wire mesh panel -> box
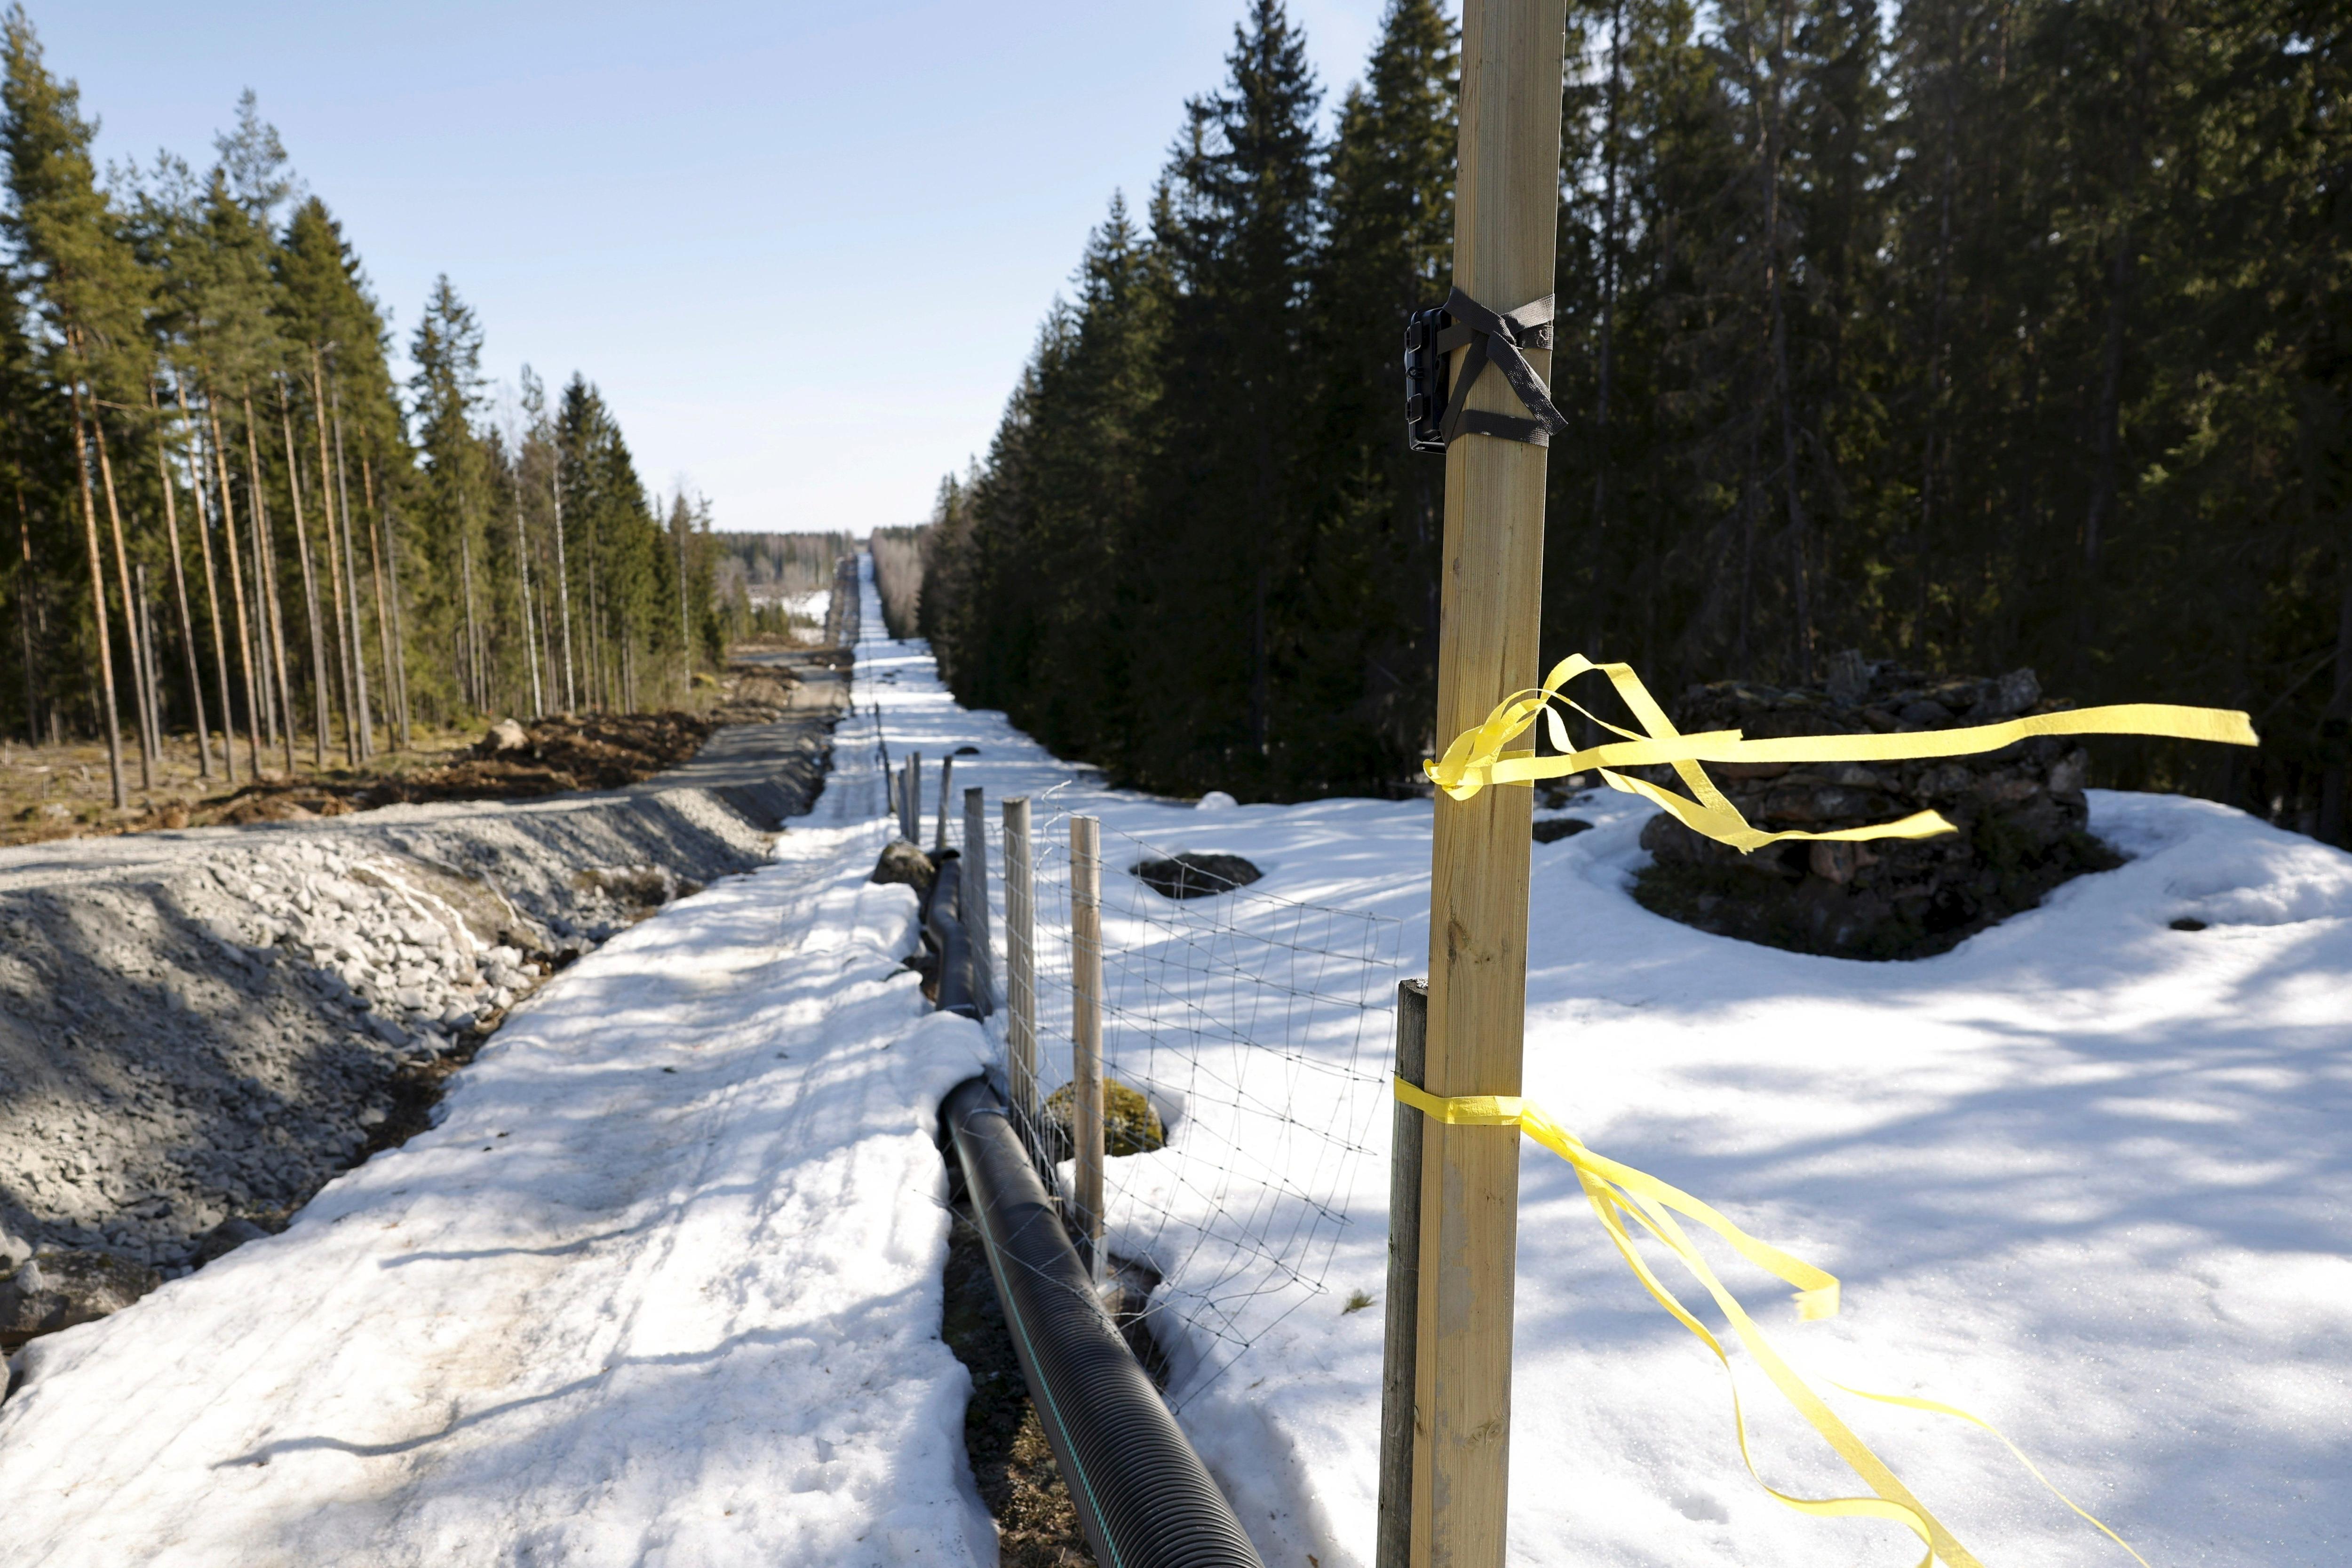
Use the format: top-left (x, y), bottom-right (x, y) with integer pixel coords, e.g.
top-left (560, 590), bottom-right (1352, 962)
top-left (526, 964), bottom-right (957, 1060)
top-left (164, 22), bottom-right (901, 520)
top-left (1017, 803), bottom-right (1403, 1402)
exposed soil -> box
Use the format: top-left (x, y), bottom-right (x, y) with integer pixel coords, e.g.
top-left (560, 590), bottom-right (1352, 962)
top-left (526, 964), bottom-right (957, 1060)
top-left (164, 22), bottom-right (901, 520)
top-left (0, 661), bottom-right (841, 848)
top-left (196, 711), bottom-right (721, 825)
top-left (939, 1195), bottom-right (1095, 1567)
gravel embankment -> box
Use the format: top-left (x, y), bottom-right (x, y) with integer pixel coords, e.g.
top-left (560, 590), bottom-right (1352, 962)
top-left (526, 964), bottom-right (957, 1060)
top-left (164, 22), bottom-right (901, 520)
top-left (0, 671), bottom-right (844, 1322)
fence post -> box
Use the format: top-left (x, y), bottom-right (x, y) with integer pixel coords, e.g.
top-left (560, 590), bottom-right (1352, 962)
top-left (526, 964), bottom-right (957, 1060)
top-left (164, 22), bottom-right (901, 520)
top-left (935, 755), bottom-right (955, 852)
top-left (1002, 796), bottom-right (1036, 1129)
top-left (905, 752), bottom-right (921, 843)
top-left (1377, 978), bottom-right (1430, 1568)
top-left (1415, 2), bottom-right (1564, 1564)
top-left (1069, 812), bottom-right (1105, 1284)
top-left (962, 785), bottom-right (994, 1013)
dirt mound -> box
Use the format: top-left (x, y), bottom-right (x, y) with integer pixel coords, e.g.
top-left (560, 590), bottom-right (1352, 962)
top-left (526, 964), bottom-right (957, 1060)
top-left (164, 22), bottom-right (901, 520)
top-left (189, 712), bottom-right (718, 827)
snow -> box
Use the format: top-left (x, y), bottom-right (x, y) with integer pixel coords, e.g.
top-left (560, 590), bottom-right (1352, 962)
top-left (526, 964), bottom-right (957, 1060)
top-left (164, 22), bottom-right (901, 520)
top-left (847, 618), bottom-right (2352, 1567)
top-left (0, 562), bottom-right (993, 1566)
top-left (6, 558), bottom-right (2346, 1566)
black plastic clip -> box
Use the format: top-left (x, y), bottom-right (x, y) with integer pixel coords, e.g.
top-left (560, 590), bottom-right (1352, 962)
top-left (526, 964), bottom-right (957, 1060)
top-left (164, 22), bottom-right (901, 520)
top-left (1401, 287), bottom-right (1567, 454)
top-left (1403, 306), bottom-right (1452, 453)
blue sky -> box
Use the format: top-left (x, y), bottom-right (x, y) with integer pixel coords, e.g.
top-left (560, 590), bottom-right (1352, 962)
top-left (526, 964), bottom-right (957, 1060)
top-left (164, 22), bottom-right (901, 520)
top-left (36, 1), bottom-right (1397, 534)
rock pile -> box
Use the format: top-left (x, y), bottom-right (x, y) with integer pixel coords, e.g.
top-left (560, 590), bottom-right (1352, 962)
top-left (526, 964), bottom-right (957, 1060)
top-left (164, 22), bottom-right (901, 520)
top-left (1633, 654), bottom-right (2117, 959)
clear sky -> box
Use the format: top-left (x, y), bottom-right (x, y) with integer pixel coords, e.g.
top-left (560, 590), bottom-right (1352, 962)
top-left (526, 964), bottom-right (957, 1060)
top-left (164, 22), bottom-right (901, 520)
top-left (34, 1), bottom-right (1396, 535)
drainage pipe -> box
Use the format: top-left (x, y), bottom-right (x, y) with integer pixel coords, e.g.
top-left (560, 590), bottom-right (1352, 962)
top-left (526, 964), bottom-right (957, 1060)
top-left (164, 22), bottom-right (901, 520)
top-left (943, 1075), bottom-right (1262, 1568)
top-left (923, 849), bottom-right (982, 1019)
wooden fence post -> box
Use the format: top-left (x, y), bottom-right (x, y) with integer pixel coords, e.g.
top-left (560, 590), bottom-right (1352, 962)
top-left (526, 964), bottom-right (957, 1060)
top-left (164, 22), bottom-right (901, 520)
top-left (962, 785), bottom-right (994, 1013)
top-left (1070, 812), bottom-right (1105, 1284)
top-left (905, 752), bottom-right (922, 844)
top-left (1002, 796), bottom-right (1036, 1129)
top-left (1415, 2), bottom-right (1565, 1564)
top-left (1378, 978), bottom-right (1430, 1568)
top-left (935, 755), bottom-right (955, 852)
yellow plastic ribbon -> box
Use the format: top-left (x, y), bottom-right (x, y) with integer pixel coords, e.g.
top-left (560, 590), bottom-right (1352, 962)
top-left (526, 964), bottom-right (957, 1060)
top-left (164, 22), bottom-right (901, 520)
top-left (1397, 1077), bottom-right (2150, 1567)
top-left (1424, 653), bottom-right (2257, 852)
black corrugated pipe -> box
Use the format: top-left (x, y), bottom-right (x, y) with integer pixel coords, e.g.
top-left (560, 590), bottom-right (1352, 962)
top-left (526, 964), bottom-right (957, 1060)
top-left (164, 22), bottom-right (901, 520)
top-left (943, 1075), bottom-right (1263, 1568)
top-left (923, 849), bottom-right (982, 1019)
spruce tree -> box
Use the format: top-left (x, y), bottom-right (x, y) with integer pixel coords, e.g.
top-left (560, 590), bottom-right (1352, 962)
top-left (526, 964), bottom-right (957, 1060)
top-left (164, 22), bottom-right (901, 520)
top-left (1311, 0), bottom-right (1456, 776)
top-left (1129, 0), bottom-right (1323, 795)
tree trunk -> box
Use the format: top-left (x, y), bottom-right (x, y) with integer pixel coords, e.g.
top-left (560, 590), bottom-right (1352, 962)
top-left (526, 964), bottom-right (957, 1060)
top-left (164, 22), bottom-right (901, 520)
top-left (11, 454), bottom-right (35, 747)
top-left (364, 455), bottom-right (412, 749)
top-left (381, 485), bottom-right (415, 748)
top-left (307, 349), bottom-right (358, 764)
top-left (91, 414), bottom-right (156, 787)
top-left (152, 387), bottom-right (214, 778)
top-left (329, 380), bottom-right (372, 759)
top-left (137, 563), bottom-right (165, 756)
top-left (551, 461), bottom-right (577, 714)
top-left (460, 523), bottom-right (482, 713)
top-left (515, 494), bottom-right (542, 716)
top-left (66, 376), bottom-right (127, 807)
top-left (1913, 20), bottom-right (1962, 657)
top-left (586, 538), bottom-right (604, 712)
top-left (2319, 512), bottom-right (2352, 845)
top-left (181, 385), bottom-right (238, 784)
top-left (1591, 0), bottom-right (1624, 527)
top-left (1761, 0), bottom-right (1812, 684)
top-left (207, 400), bottom-right (262, 778)
top-left (277, 389), bottom-right (332, 768)
top-left (242, 395), bottom-right (298, 777)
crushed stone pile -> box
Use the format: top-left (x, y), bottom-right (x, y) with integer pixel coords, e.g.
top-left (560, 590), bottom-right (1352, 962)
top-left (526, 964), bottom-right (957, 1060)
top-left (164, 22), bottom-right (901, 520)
top-left (1634, 653), bottom-right (2114, 958)
top-left (0, 694), bottom-right (842, 1349)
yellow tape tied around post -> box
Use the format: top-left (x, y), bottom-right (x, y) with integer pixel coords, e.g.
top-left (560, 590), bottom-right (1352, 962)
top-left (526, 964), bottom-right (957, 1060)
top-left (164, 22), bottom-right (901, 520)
top-left (1423, 652), bottom-right (2257, 852)
top-left (1395, 1077), bottom-right (2150, 1567)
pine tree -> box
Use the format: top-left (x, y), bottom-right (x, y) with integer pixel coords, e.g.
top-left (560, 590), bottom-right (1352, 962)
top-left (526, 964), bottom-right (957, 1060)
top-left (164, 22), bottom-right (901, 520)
top-left (409, 275), bottom-right (489, 721)
top-left (1, 5), bottom-right (153, 804)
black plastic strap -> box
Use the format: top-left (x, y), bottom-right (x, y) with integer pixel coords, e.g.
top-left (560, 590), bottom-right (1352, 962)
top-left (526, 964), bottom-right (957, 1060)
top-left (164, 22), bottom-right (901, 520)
top-left (1436, 287), bottom-right (1568, 448)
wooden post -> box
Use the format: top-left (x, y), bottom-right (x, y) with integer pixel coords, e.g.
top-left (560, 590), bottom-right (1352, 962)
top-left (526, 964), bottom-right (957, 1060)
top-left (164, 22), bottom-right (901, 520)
top-left (962, 785), bottom-right (994, 1014)
top-left (935, 754), bottom-right (955, 852)
top-left (906, 751), bottom-right (922, 843)
top-left (1069, 812), bottom-right (1105, 1283)
top-left (1414, 3), bottom-right (1565, 1565)
top-left (1002, 796), bottom-right (1037, 1129)
top-left (1378, 978), bottom-right (1430, 1568)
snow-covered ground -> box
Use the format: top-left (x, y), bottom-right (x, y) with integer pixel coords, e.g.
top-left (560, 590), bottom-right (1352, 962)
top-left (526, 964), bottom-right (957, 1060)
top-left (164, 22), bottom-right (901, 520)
top-left (0, 563), bottom-right (992, 1566)
top-left (851, 608), bottom-right (2352, 1567)
top-left (6, 557), bottom-right (2346, 1566)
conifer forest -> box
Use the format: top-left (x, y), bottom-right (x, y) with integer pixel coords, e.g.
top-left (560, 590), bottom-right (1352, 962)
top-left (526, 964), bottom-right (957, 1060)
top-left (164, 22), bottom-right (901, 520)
top-left (0, 10), bottom-right (729, 810)
top-left (921, 0), bottom-right (2352, 849)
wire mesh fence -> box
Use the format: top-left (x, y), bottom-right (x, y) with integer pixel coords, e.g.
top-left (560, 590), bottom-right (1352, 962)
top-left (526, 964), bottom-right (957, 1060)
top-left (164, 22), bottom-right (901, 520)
top-left (985, 796), bottom-right (1404, 1403)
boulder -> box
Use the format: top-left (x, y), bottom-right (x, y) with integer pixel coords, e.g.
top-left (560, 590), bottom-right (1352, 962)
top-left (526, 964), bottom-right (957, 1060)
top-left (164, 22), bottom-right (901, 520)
top-left (0, 1250), bottom-right (163, 1349)
top-left (870, 840), bottom-right (937, 896)
top-left (1043, 1078), bottom-right (1168, 1158)
top-left (1632, 657), bottom-right (2116, 959)
top-left (1129, 852), bottom-right (1262, 900)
